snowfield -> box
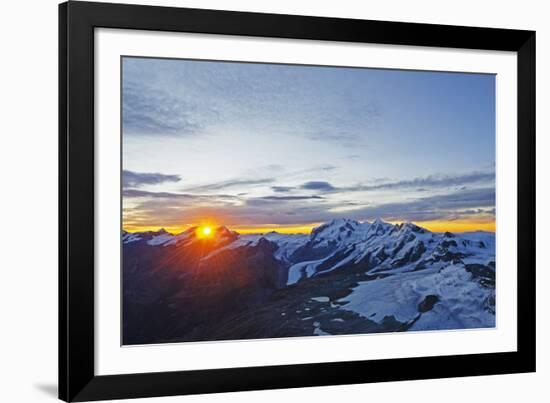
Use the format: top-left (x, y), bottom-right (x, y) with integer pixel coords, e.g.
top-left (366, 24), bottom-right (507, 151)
top-left (338, 264), bottom-right (495, 330)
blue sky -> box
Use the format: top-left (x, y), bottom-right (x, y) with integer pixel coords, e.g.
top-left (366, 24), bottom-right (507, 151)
top-left (122, 57), bottom-right (496, 233)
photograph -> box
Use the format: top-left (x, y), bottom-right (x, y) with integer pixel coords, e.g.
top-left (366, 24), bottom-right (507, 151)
top-left (121, 56), bottom-right (497, 345)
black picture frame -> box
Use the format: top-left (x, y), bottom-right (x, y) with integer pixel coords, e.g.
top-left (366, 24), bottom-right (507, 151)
top-left (59, 1), bottom-right (536, 401)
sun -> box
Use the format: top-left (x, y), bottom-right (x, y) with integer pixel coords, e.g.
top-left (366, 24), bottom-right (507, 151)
top-left (197, 225), bottom-right (214, 239)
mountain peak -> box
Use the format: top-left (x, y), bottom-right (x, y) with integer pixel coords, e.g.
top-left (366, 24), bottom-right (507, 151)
top-left (181, 226), bottom-right (198, 235)
top-left (313, 218), bottom-right (358, 234)
top-left (328, 218), bottom-right (359, 227)
top-left (372, 218), bottom-right (387, 225)
top-left (399, 222), bottom-right (428, 234)
top-left (366, 218), bottom-right (393, 236)
top-left (216, 225), bottom-right (236, 235)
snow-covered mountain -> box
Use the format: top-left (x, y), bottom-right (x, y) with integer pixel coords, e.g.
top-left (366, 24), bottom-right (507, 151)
top-left (122, 219), bottom-right (495, 344)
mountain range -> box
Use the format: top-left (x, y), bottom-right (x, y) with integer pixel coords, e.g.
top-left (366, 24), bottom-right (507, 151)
top-left (122, 218), bottom-right (495, 345)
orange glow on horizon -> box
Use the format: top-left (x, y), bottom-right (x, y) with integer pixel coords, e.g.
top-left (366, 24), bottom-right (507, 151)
top-left (409, 219), bottom-right (495, 233)
top-left (124, 219), bottom-right (495, 235)
top-left (232, 224), bottom-right (322, 234)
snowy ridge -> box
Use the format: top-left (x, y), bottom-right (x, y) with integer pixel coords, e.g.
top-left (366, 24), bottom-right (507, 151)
top-left (123, 220), bottom-right (494, 284)
top-left (122, 226), bottom-right (238, 247)
top-left (286, 221), bottom-right (494, 284)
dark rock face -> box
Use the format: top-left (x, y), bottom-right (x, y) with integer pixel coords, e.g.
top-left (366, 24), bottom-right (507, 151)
top-left (376, 247), bottom-right (389, 262)
top-left (440, 239), bottom-right (458, 248)
top-left (289, 241), bottom-right (336, 263)
top-left (418, 295), bottom-right (440, 312)
top-left (315, 246), bottom-right (356, 275)
top-left (465, 263), bottom-right (495, 288)
top-left (433, 243), bottom-right (466, 263)
top-left (400, 222), bottom-right (426, 234)
top-left (123, 238), bottom-right (285, 345)
top-left (392, 241), bottom-right (426, 268)
top-left (391, 239), bottom-right (407, 257)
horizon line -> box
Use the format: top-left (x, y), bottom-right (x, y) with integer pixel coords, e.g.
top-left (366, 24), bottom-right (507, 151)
top-left (123, 218), bottom-right (496, 235)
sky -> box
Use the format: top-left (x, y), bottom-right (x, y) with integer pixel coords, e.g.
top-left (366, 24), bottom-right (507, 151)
top-left (122, 56), bottom-right (496, 234)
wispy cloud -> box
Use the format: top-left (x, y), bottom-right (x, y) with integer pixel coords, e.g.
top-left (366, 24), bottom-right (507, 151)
top-left (300, 181), bottom-right (336, 191)
top-left (123, 189), bottom-right (193, 199)
top-left (122, 170), bottom-right (181, 189)
top-left (183, 178), bottom-right (275, 192)
top-left (253, 195), bottom-right (324, 202)
top-left (123, 189), bottom-right (238, 201)
top-left (123, 80), bottom-right (218, 136)
top-left (350, 187), bottom-right (496, 222)
top-left (271, 186), bottom-right (295, 193)
top-left (305, 103), bottom-right (380, 148)
top-left (123, 184), bottom-right (495, 229)
top-left (350, 171), bottom-right (495, 192)
top-left (283, 170), bottom-right (495, 196)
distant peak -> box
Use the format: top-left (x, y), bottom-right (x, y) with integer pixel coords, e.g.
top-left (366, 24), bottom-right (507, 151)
top-left (396, 221), bottom-right (429, 234)
top-left (310, 218), bottom-right (361, 241)
top-left (216, 226), bottom-right (239, 237)
top-left (178, 226), bottom-right (197, 235)
top-left (315, 218), bottom-right (358, 231)
top-left (365, 218), bottom-right (394, 236)
top-left (329, 218), bottom-right (360, 227)
top-left (372, 218), bottom-right (388, 225)
top-left (216, 225), bottom-right (232, 232)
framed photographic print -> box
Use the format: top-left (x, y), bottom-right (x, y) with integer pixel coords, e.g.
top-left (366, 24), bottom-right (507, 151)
top-left (59, 1), bottom-right (536, 401)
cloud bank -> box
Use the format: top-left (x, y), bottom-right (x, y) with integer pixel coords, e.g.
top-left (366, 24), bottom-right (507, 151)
top-left (122, 170), bottom-right (181, 189)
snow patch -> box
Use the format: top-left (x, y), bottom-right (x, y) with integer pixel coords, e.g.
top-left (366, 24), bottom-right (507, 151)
top-left (310, 296), bottom-right (330, 303)
top-left (338, 264), bottom-right (495, 329)
top-left (147, 233), bottom-right (173, 246)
